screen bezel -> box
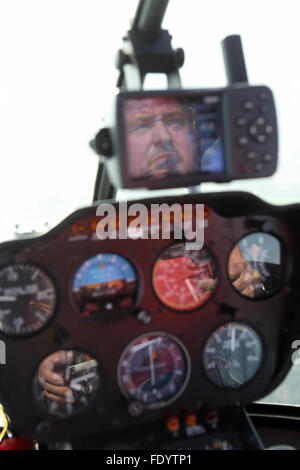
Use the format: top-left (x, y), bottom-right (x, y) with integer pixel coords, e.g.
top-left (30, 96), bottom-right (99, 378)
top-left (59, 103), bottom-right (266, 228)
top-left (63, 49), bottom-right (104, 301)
top-left (116, 89), bottom-right (231, 189)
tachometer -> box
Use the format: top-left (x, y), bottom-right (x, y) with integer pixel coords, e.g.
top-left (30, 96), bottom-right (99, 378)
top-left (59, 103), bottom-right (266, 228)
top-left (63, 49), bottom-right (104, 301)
top-left (72, 253), bottom-right (137, 317)
top-left (0, 263), bottom-right (57, 336)
top-left (202, 322), bottom-right (263, 389)
top-left (118, 333), bottom-right (190, 408)
top-left (152, 243), bottom-right (218, 311)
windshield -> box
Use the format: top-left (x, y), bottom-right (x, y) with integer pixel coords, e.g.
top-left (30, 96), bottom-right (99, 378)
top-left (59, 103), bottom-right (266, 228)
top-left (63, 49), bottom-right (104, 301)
top-left (1, 0), bottom-right (299, 406)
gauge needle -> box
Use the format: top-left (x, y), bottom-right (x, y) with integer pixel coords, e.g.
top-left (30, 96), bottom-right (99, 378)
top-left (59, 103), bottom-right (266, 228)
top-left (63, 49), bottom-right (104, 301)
top-left (148, 345), bottom-right (156, 387)
top-left (230, 326), bottom-right (236, 352)
top-left (184, 279), bottom-right (198, 302)
top-left (0, 296), bottom-right (17, 302)
top-left (228, 373), bottom-right (243, 386)
top-left (215, 362), bottom-right (226, 388)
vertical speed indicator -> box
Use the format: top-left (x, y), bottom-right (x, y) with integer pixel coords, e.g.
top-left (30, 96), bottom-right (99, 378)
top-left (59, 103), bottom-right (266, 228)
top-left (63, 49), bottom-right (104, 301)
top-left (0, 263), bottom-right (57, 336)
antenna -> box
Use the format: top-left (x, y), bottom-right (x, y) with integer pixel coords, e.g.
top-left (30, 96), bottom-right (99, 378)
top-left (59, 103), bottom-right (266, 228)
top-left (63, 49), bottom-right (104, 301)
top-left (221, 35), bottom-right (248, 85)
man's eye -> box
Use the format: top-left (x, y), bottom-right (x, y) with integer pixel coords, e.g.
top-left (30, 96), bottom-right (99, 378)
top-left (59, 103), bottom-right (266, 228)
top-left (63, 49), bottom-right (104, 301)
top-left (164, 117), bottom-right (186, 130)
top-left (127, 119), bottom-right (153, 134)
top-left (128, 125), bottom-right (151, 134)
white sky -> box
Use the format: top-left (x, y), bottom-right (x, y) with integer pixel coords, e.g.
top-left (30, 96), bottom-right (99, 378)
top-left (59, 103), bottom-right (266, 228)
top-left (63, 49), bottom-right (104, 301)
top-left (1, 0), bottom-right (300, 239)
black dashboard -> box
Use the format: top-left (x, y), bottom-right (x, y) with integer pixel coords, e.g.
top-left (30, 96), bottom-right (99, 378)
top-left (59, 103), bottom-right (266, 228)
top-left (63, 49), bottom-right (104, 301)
top-left (0, 191), bottom-right (299, 448)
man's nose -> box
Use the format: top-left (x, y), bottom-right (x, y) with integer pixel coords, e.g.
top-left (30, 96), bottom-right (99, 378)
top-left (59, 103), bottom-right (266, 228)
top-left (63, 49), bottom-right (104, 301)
top-left (152, 119), bottom-right (171, 143)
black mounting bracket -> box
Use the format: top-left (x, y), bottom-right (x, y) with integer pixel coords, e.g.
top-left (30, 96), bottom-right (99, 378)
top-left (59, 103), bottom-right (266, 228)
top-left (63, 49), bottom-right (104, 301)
top-left (91, 2), bottom-right (251, 201)
top-left (116, 0), bottom-right (183, 91)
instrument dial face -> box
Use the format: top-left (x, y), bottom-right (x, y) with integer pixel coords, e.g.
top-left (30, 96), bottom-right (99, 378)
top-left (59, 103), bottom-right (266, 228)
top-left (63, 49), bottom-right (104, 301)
top-left (72, 253), bottom-right (137, 317)
top-left (152, 243), bottom-right (218, 311)
top-left (228, 232), bottom-right (284, 299)
top-left (32, 350), bottom-right (100, 419)
top-left (0, 263), bottom-right (57, 336)
top-left (118, 333), bottom-right (190, 408)
top-left (203, 322), bottom-right (263, 389)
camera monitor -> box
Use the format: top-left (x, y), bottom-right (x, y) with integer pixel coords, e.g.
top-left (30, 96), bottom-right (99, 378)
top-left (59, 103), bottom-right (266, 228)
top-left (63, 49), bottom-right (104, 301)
top-left (116, 87), bottom-right (277, 189)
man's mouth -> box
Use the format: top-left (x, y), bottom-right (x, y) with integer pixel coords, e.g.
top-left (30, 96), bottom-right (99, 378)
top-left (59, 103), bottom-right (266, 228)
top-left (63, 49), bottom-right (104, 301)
top-left (148, 153), bottom-right (180, 172)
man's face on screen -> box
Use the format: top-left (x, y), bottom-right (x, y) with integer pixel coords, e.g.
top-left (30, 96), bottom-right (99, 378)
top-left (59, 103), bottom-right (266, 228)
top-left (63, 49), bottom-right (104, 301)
top-left (124, 97), bottom-right (196, 179)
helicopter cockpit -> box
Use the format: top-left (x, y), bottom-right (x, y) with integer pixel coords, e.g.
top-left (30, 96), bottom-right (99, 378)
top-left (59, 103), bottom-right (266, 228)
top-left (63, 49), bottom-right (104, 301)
top-left (1, 0), bottom-right (300, 453)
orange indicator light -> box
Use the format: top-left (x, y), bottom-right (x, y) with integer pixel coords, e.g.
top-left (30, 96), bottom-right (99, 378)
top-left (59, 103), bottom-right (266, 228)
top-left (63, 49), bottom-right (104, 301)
top-left (185, 413), bottom-right (197, 427)
top-left (166, 416), bottom-right (180, 432)
top-left (72, 222), bottom-right (86, 234)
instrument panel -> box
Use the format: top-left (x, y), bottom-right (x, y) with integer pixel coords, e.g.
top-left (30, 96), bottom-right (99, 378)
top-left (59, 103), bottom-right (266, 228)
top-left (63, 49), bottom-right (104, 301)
top-left (0, 191), bottom-right (298, 443)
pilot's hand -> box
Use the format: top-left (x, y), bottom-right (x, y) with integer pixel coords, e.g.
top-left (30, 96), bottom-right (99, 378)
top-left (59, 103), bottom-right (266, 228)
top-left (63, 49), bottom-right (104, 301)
top-left (38, 350), bottom-right (75, 404)
top-left (228, 245), bottom-right (255, 298)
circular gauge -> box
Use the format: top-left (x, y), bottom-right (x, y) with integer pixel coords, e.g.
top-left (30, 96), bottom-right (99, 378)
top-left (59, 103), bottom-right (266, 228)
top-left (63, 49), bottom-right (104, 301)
top-left (228, 232), bottom-right (284, 299)
top-left (32, 350), bottom-right (101, 419)
top-left (118, 333), bottom-right (190, 408)
top-left (0, 263), bottom-right (57, 336)
top-left (72, 253), bottom-right (137, 317)
top-left (203, 322), bottom-right (263, 389)
top-left (152, 242), bottom-right (218, 311)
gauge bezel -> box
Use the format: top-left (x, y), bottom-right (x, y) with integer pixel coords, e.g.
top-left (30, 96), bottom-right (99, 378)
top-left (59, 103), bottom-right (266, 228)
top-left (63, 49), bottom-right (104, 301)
top-left (151, 241), bottom-right (219, 313)
top-left (31, 347), bottom-right (103, 421)
top-left (117, 331), bottom-right (191, 410)
top-left (226, 231), bottom-right (290, 301)
top-left (0, 261), bottom-right (59, 337)
top-left (201, 320), bottom-right (266, 391)
top-left (69, 250), bottom-right (142, 319)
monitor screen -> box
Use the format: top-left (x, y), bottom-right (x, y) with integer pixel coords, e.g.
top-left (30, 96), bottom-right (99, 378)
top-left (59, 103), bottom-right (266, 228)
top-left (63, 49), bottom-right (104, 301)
top-left (122, 94), bottom-right (225, 182)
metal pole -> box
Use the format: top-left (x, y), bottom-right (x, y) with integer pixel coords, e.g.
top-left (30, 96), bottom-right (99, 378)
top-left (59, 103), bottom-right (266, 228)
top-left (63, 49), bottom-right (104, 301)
top-left (132, 0), bottom-right (170, 41)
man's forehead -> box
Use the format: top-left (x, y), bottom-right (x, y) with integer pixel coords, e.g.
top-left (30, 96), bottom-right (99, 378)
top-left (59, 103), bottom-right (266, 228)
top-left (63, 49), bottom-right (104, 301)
top-left (125, 97), bottom-right (182, 115)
